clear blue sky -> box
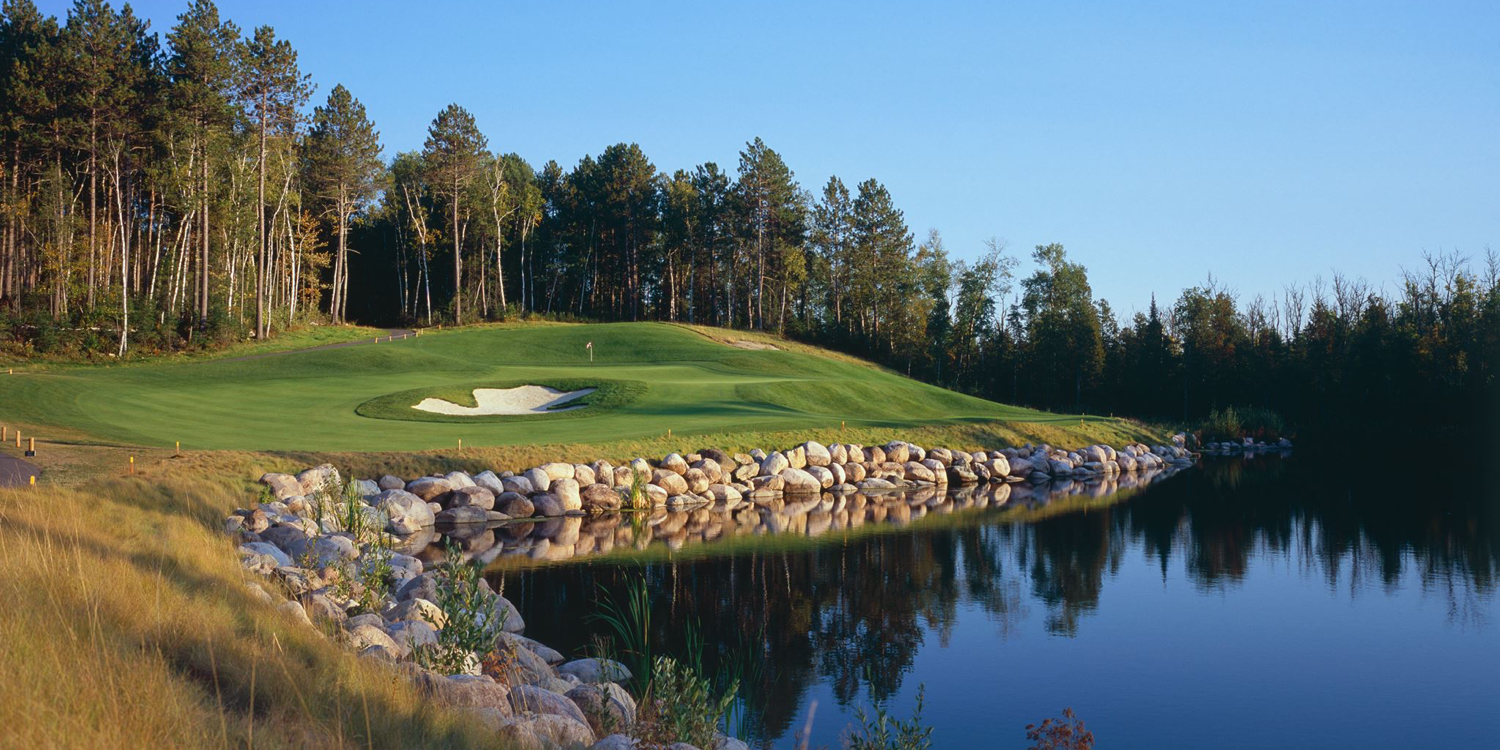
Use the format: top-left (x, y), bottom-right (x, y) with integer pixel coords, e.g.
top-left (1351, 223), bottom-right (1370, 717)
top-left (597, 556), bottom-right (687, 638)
top-left (44, 0), bottom-right (1499, 315)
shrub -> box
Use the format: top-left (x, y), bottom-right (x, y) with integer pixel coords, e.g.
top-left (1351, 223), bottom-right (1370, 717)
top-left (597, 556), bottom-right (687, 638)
top-left (1025, 707), bottom-right (1093, 750)
top-left (844, 684), bottom-right (934, 750)
top-left (635, 656), bottom-right (738, 750)
top-left (1198, 405), bottom-right (1285, 442)
top-left (413, 540), bottom-right (505, 674)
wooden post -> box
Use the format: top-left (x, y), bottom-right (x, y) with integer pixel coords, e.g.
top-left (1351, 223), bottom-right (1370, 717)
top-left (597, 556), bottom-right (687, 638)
top-left (174, 441), bottom-right (181, 457)
top-left (2, 426), bottom-right (7, 442)
top-left (25, 437), bottom-right (35, 457)
top-left (458, 438), bottom-right (463, 449)
top-left (129, 456), bottom-right (135, 474)
top-left (13, 429), bottom-right (18, 448)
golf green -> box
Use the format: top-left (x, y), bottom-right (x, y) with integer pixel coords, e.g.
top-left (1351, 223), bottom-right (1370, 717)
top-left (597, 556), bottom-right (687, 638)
top-left (0, 322), bottom-right (1075, 452)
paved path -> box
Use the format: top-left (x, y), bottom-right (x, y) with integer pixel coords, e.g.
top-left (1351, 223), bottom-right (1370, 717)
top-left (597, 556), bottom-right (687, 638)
top-left (0, 454), bottom-right (40, 488)
top-left (223, 328), bottom-right (416, 363)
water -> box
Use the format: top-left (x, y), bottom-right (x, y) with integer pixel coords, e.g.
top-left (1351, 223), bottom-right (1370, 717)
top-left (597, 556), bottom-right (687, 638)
top-left (457, 456), bottom-right (1497, 749)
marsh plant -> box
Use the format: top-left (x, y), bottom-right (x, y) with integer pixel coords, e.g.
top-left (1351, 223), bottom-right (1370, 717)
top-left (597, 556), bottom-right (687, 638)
top-left (413, 539), bottom-right (506, 675)
top-left (591, 575), bottom-right (653, 694)
top-left (635, 655), bottom-right (739, 749)
top-left (844, 685), bottom-right (935, 750)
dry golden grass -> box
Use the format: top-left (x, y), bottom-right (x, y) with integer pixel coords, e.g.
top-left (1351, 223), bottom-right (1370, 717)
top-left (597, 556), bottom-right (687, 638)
top-left (0, 470), bottom-right (508, 750)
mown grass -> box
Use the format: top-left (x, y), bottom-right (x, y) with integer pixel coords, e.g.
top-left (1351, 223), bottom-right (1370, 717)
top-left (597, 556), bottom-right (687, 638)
top-left (0, 321), bottom-right (1095, 452)
top-left (0, 459), bottom-right (508, 750)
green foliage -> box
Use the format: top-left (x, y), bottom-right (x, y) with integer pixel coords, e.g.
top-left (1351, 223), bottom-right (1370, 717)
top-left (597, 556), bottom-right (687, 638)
top-left (636, 655), bottom-right (738, 750)
top-left (589, 574), bottom-right (653, 695)
top-left (845, 684), bottom-right (935, 750)
top-left (413, 539), bottom-right (504, 675)
top-left (1198, 406), bottom-right (1285, 442)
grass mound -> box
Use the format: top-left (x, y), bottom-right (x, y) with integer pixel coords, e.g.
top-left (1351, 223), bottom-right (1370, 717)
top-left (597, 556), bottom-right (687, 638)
top-left (0, 321), bottom-right (1087, 452)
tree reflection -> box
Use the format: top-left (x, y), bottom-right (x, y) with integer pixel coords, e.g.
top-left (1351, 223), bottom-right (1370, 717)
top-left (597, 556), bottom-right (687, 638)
top-left (495, 457), bottom-right (1497, 746)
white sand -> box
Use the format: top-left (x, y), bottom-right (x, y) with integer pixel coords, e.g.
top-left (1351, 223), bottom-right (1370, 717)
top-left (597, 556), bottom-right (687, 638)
top-left (412, 385), bottom-right (596, 416)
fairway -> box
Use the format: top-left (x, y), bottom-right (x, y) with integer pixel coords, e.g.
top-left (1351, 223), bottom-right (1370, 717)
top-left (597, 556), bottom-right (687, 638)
top-left (0, 322), bottom-right (1076, 452)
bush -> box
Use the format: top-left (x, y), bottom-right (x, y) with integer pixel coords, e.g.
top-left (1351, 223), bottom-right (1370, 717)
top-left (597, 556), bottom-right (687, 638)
top-left (1025, 707), bottom-right (1093, 750)
top-left (413, 540), bottom-right (505, 674)
top-left (1198, 405), bottom-right (1285, 442)
top-left (843, 685), bottom-right (934, 750)
top-left (635, 656), bottom-right (738, 749)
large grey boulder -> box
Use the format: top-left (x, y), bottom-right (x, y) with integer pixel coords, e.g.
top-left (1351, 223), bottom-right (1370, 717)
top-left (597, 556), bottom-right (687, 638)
top-left (474, 470), bottom-right (506, 495)
top-left (760, 452), bottom-right (790, 476)
top-left (780, 468), bottom-right (821, 494)
top-left (444, 471), bottom-right (476, 489)
top-left (651, 470), bottom-right (688, 496)
top-left (312, 534), bottom-right (358, 567)
top-left (567, 683), bottom-right (635, 738)
top-left (557, 658), bottom-right (632, 684)
top-left (375, 489), bottom-right (435, 534)
top-left (496, 491), bottom-right (536, 517)
top-left (580, 483), bottom-right (622, 512)
top-left (239, 541), bottom-right (291, 567)
top-left (296, 464), bottom-right (342, 496)
top-left (448, 485), bottom-right (496, 510)
top-left (405, 476), bottom-right (453, 502)
top-left (501, 714), bottom-right (595, 750)
top-left (509, 684), bottom-right (591, 727)
top-left (260, 524), bottom-right (311, 559)
top-left (524, 467), bottom-right (552, 494)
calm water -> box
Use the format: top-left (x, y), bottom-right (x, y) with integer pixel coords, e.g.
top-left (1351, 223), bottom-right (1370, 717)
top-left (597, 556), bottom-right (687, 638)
top-left (466, 456), bottom-right (1497, 749)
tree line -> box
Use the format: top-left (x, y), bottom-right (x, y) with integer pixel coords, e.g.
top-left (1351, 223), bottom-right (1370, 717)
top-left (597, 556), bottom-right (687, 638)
top-left (3, 1), bottom-right (1494, 438)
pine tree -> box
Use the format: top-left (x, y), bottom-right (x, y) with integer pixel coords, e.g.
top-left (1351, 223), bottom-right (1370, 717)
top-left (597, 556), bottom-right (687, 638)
top-left (237, 24), bottom-right (310, 337)
top-left (421, 104), bottom-right (485, 323)
top-left (303, 83), bottom-right (381, 324)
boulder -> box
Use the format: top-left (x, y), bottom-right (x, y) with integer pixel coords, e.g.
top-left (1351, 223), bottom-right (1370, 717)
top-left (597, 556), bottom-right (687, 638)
top-left (573, 464), bottom-right (597, 486)
top-left (350, 478), bottom-right (381, 498)
top-left (884, 442), bottom-right (911, 464)
top-left (760, 452), bottom-right (790, 476)
top-left (829, 444), bottom-right (849, 465)
top-left (691, 458), bottom-right (723, 483)
top-left (473, 470), bottom-right (506, 495)
top-left (500, 714), bottom-right (595, 750)
top-left (683, 467), bottom-right (710, 494)
top-left (347, 623), bottom-right (398, 654)
top-left (552, 478), bottom-right (583, 513)
top-left (661, 453), bottom-right (689, 475)
top-left (377, 474), bottom-right (406, 491)
top-left (501, 475), bottom-right (536, 495)
top-left (651, 470), bottom-right (688, 496)
top-left (376, 489), bottom-right (435, 534)
top-left (312, 535), bottom-right (358, 567)
top-left (259, 472), bottom-right (303, 501)
top-left (806, 466), bottom-right (835, 489)
top-left (904, 461), bottom-right (936, 483)
top-left (444, 471), bottom-right (476, 489)
top-left (567, 684), bottom-right (635, 738)
top-left (921, 458), bottom-right (948, 482)
top-left (592, 735), bottom-right (639, 750)
top-left (532, 493), bottom-right (566, 517)
top-left (540, 462), bottom-right (576, 482)
top-left (437, 506), bottom-right (489, 525)
top-left (297, 464), bottom-right (342, 496)
top-left (524, 467), bottom-right (552, 494)
top-left (557, 658), bottom-right (632, 684)
top-left (405, 476), bottom-right (453, 503)
top-left (704, 484), bottom-right (742, 503)
top-left (509, 684), bottom-right (591, 727)
top-left (780, 468), bottom-right (821, 494)
top-left (448, 486), bottom-right (496, 510)
top-left (495, 491), bottom-right (536, 518)
top-left (580, 483), bottom-right (622, 512)
top-left (803, 441), bottom-right (831, 467)
top-left (239, 541), bottom-right (291, 568)
top-left (260, 524), bottom-right (311, 559)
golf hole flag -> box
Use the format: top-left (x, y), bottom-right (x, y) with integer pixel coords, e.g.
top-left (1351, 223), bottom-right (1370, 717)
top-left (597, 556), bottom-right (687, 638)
top-left (586, 341), bottom-right (593, 361)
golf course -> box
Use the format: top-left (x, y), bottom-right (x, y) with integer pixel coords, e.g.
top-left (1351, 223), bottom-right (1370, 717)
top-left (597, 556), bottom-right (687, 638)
top-left (0, 322), bottom-right (1090, 453)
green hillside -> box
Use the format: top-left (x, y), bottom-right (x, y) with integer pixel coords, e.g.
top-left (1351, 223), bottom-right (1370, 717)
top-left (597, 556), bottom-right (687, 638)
top-left (0, 322), bottom-right (1081, 452)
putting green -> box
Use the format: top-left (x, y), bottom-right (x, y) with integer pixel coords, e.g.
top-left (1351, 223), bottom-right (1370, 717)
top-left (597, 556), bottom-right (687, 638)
top-left (0, 322), bottom-right (1074, 452)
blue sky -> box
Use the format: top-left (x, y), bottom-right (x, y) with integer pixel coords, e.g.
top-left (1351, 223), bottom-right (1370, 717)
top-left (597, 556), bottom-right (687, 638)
top-left (45, 0), bottom-right (1498, 315)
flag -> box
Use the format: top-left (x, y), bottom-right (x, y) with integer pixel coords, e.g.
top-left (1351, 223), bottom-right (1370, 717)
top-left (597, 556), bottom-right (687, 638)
top-left (586, 342), bottom-right (592, 349)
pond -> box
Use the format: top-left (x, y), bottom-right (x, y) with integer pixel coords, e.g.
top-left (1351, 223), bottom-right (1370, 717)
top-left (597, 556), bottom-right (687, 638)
top-left (439, 455), bottom-right (1496, 749)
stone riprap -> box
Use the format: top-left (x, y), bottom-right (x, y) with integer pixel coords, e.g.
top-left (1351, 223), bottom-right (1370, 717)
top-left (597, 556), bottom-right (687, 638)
top-left (227, 435), bottom-right (1222, 750)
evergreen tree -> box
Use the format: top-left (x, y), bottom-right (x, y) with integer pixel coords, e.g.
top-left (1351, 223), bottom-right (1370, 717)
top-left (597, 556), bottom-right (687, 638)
top-left (302, 83), bottom-right (381, 323)
top-left (421, 103), bottom-right (485, 323)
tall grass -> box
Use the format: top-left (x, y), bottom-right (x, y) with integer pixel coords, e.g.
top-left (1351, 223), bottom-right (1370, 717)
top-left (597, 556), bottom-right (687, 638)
top-left (1198, 406), bottom-right (1286, 442)
top-left (0, 471), bottom-right (507, 749)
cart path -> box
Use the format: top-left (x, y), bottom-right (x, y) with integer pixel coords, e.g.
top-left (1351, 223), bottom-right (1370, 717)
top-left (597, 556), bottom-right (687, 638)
top-left (0, 454), bottom-right (40, 488)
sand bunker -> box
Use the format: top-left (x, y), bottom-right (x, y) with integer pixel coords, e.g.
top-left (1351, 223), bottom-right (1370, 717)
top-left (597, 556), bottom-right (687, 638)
top-left (412, 385), bottom-right (596, 416)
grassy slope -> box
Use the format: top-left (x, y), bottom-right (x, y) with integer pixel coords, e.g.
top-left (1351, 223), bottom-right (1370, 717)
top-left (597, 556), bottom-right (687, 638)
top-left (0, 459), bottom-right (502, 750)
top-left (0, 321), bottom-right (1111, 453)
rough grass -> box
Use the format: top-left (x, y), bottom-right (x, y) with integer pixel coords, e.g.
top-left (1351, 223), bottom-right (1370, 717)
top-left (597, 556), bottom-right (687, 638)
top-left (0, 461), bottom-right (508, 750)
top-left (0, 322), bottom-right (1095, 452)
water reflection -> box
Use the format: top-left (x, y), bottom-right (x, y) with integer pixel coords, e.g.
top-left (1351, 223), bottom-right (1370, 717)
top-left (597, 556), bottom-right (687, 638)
top-left (426, 456), bottom-right (1500, 747)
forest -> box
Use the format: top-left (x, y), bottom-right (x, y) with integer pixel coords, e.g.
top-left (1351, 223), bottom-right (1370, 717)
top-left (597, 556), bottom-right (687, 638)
top-left (2, 0), bottom-right (1495, 439)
